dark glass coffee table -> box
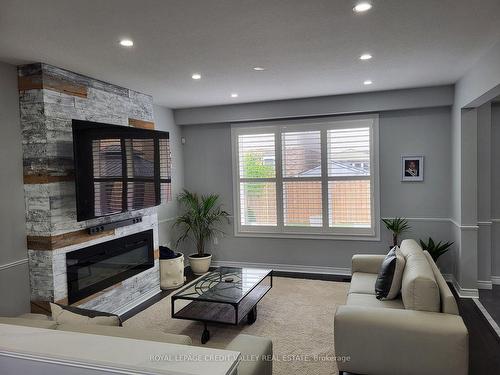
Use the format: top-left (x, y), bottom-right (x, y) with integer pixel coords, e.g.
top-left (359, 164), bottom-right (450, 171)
top-left (171, 267), bottom-right (273, 343)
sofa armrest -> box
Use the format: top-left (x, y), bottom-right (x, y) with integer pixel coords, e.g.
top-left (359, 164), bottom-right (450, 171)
top-left (56, 324), bottom-right (192, 345)
top-left (225, 334), bottom-right (272, 375)
top-left (334, 305), bottom-right (468, 375)
top-left (351, 254), bottom-right (386, 274)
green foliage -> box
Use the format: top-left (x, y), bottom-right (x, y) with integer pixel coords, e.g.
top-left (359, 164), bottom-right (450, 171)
top-left (382, 217), bottom-right (410, 246)
top-left (419, 237), bottom-right (454, 261)
top-left (242, 153), bottom-right (274, 196)
top-left (173, 189), bottom-right (230, 256)
top-left (242, 153), bottom-right (274, 179)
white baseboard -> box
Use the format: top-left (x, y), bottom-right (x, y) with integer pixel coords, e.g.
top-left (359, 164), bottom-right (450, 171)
top-left (491, 276), bottom-right (500, 285)
top-left (477, 280), bottom-right (493, 290)
top-left (442, 273), bottom-right (479, 298)
top-left (212, 260), bottom-right (351, 276)
top-left (111, 286), bottom-right (161, 316)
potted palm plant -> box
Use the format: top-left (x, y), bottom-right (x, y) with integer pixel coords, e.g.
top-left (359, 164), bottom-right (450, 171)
top-left (173, 190), bottom-right (230, 275)
top-left (382, 217), bottom-right (410, 248)
top-left (419, 237), bottom-right (454, 261)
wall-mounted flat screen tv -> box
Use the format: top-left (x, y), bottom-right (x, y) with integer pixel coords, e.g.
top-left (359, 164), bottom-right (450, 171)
top-left (72, 120), bottom-right (171, 222)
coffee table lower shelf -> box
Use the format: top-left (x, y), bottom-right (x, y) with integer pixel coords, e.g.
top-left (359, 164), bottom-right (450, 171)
top-left (172, 284), bottom-right (271, 325)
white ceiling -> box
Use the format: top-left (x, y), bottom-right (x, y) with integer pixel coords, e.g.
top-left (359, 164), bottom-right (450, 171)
top-left (1, 0), bottom-right (500, 108)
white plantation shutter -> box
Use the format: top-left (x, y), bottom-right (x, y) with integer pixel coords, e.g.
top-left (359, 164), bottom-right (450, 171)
top-left (282, 131), bottom-right (322, 227)
top-left (327, 127), bottom-right (372, 228)
top-left (237, 134), bottom-right (277, 226)
top-left (232, 115), bottom-right (378, 237)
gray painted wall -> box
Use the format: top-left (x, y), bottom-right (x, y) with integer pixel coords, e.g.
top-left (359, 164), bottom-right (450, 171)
top-left (181, 107), bottom-right (454, 272)
top-left (449, 39), bottom-right (500, 291)
top-left (175, 86), bottom-right (454, 125)
top-left (153, 105), bottom-right (184, 246)
top-left (491, 104), bottom-right (500, 277)
top-left (0, 61), bottom-right (30, 315)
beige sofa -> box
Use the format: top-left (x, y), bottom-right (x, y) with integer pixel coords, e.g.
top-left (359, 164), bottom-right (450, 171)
top-left (334, 239), bottom-right (468, 375)
top-left (0, 315), bottom-right (272, 375)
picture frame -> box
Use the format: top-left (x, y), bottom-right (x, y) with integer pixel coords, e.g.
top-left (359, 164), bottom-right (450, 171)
top-left (401, 155), bottom-right (424, 182)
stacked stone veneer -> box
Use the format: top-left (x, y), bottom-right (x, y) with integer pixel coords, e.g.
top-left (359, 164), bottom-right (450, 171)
top-left (19, 63), bottom-right (161, 314)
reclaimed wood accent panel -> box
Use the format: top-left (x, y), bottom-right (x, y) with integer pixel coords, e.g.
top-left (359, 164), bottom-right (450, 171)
top-left (30, 301), bottom-right (51, 315)
top-left (129, 118), bottom-right (155, 130)
top-left (18, 75), bottom-right (43, 91)
top-left (27, 229), bottom-right (115, 251)
top-left (154, 248), bottom-right (160, 260)
top-left (23, 174), bottom-right (74, 184)
top-left (18, 73), bottom-right (88, 98)
top-left (55, 298), bottom-right (68, 305)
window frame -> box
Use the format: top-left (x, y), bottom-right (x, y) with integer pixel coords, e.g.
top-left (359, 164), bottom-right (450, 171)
top-left (231, 114), bottom-right (380, 241)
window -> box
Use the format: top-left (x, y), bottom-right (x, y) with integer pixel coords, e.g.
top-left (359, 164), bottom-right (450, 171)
top-left (231, 115), bottom-right (379, 239)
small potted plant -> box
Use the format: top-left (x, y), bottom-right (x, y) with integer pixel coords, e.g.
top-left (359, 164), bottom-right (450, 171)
top-left (382, 217), bottom-right (410, 248)
top-left (173, 190), bottom-right (230, 275)
top-left (419, 237), bottom-right (454, 261)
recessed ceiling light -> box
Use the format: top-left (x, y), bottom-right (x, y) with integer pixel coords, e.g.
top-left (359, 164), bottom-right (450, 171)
top-left (253, 66), bottom-right (266, 71)
top-left (364, 80), bottom-right (373, 85)
top-left (353, 2), bottom-right (372, 13)
top-left (119, 39), bottom-right (134, 47)
top-left (231, 93), bottom-right (239, 98)
top-left (192, 73), bottom-right (201, 80)
top-left (360, 53), bottom-right (372, 60)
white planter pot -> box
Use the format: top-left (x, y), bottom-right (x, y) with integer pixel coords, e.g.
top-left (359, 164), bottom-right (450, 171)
top-left (159, 254), bottom-right (185, 290)
top-left (188, 254), bottom-right (212, 275)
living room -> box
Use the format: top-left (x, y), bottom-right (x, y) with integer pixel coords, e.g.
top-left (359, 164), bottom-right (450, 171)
top-left (1, 1), bottom-right (500, 374)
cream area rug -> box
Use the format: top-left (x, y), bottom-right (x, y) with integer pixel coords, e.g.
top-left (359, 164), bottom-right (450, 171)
top-left (124, 277), bottom-right (350, 375)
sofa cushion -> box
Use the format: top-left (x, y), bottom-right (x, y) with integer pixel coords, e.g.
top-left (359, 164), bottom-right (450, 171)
top-left (0, 317), bottom-right (58, 329)
top-left (423, 251), bottom-right (459, 315)
top-left (399, 240), bottom-right (440, 312)
top-left (225, 334), bottom-right (272, 375)
top-left (50, 303), bottom-right (120, 326)
top-left (346, 292), bottom-right (405, 310)
top-left (349, 272), bottom-right (378, 295)
top-left (375, 246), bottom-right (406, 300)
top-left (56, 324), bottom-right (192, 345)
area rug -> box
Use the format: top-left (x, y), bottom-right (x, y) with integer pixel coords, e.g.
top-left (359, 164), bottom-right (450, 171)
top-left (124, 277), bottom-right (350, 375)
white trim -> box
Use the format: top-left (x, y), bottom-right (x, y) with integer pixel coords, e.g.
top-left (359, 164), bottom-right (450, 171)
top-left (0, 258), bottom-right (28, 271)
top-left (477, 280), bottom-right (493, 290)
top-left (472, 298), bottom-right (500, 339)
top-left (212, 260), bottom-right (351, 276)
top-left (491, 276), bottom-right (500, 285)
top-left (442, 273), bottom-right (480, 298)
top-left (231, 114), bottom-right (380, 240)
top-left (449, 219), bottom-right (479, 230)
top-left (110, 286), bottom-right (161, 316)
top-left (233, 231), bottom-right (381, 241)
top-left (477, 221), bottom-right (493, 226)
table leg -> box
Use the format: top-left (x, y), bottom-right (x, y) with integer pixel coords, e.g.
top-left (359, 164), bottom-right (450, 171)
top-left (201, 323), bottom-right (210, 344)
top-left (247, 305), bottom-right (258, 324)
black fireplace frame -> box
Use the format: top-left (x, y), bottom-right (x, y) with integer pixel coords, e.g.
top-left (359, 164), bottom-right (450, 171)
top-left (66, 230), bottom-right (154, 304)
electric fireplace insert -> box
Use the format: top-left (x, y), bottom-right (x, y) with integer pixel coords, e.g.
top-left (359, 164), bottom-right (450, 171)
top-left (66, 230), bottom-right (154, 304)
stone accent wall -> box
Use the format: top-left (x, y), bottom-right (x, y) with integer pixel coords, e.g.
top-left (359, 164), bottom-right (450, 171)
top-left (19, 63), bottom-right (161, 314)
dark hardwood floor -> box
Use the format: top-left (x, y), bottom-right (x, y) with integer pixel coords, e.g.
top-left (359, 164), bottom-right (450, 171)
top-left (479, 285), bottom-right (500, 327)
top-left (451, 284), bottom-right (500, 374)
top-left (121, 268), bottom-right (500, 374)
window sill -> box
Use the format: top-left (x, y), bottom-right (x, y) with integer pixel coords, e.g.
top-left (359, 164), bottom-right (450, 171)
top-left (233, 231), bottom-right (380, 242)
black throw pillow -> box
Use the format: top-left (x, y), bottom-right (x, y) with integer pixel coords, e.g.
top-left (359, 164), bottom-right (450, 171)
top-left (375, 246), bottom-right (405, 300)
